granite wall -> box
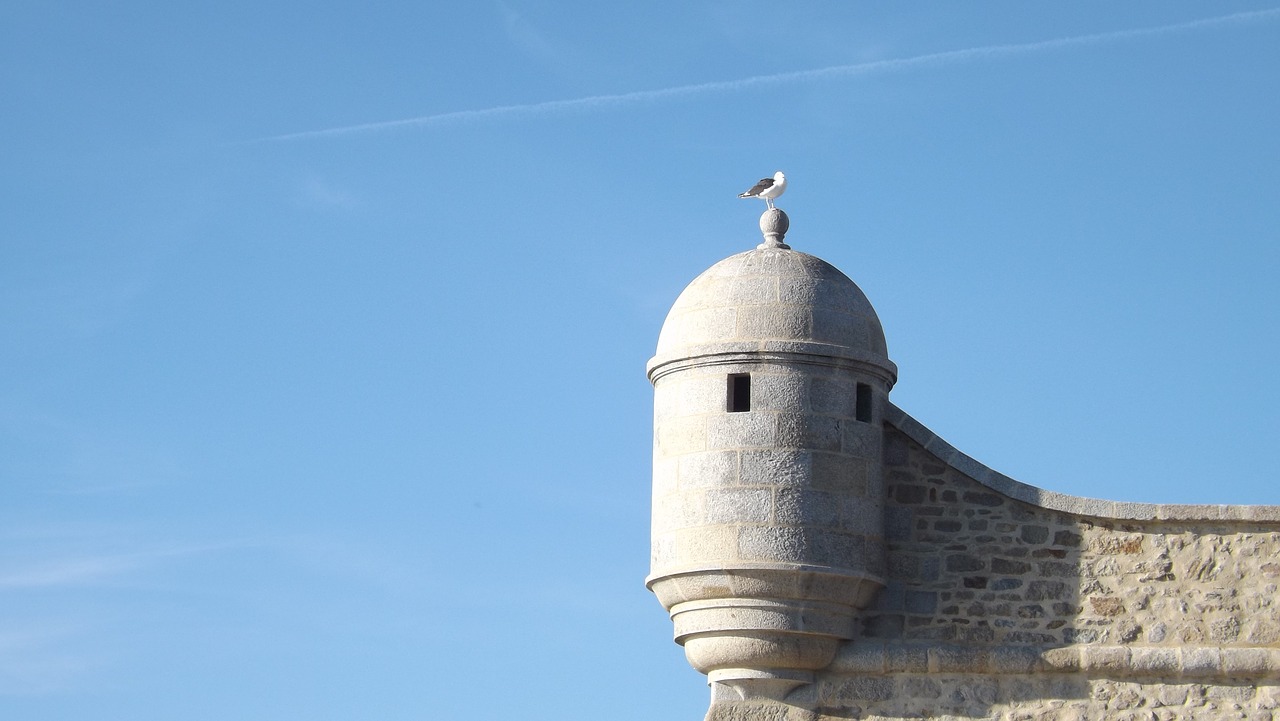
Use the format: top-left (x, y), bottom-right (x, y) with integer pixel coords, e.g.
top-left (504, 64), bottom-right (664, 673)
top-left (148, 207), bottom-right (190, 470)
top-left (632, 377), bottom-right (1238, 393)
top-left (703, 404), bottom-right (1280, 721)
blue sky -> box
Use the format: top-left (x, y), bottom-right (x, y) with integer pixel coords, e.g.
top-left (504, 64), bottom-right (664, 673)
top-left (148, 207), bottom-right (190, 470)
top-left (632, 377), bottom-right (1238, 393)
top-left (2, 3), bottom-right (1278, 719)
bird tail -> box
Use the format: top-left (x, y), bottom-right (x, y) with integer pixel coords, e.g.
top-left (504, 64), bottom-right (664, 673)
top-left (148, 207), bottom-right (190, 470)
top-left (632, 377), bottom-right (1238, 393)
top-left (737, 192), bottom-right (754, 199)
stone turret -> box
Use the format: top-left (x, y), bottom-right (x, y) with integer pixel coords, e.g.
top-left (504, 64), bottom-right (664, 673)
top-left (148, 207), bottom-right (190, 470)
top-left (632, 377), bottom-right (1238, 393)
top-left (646, 208), bottom-right (896, 704)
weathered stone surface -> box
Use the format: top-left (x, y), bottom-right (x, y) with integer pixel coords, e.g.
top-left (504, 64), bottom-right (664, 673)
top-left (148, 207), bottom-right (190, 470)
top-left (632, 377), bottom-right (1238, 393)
top-left (650, 242), bottom-right (1280, 721)
top-left (864, 423), bottom-right (1280, 655)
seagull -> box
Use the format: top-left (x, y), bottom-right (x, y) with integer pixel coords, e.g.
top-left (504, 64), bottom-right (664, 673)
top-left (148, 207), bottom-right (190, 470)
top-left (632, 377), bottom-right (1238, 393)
top-left (738, 171), bottom-right (787, 209)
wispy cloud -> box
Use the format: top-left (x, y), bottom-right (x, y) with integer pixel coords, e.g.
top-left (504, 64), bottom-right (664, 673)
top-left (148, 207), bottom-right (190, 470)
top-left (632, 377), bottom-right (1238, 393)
top-left (247, 8), bottom-right (1280, 143)
top-left (0, 626), bottom-right (97, 695)
top-left (0, 541), bottom-right (248, 590)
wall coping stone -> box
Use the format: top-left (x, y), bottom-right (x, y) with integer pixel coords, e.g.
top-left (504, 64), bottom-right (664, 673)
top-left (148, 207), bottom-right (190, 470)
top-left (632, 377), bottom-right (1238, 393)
top-left (830, 640), bottom-right (1280, 681)
top-left (884, 402), bottom-right (1280, 523)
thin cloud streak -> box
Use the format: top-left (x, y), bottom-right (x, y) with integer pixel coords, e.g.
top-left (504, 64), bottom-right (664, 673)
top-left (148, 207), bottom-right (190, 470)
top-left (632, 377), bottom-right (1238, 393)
top-left (0, 541), bottom-right (250, 589)
top-left (249, 8), bottom-right (1280, 144)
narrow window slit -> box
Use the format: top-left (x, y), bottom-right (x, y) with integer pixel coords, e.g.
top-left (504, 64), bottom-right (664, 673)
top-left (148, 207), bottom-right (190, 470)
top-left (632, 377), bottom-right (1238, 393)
top-left (855, 383), bottom-right (873, 423)
top-left (728, 374), bottom-right (751, 413)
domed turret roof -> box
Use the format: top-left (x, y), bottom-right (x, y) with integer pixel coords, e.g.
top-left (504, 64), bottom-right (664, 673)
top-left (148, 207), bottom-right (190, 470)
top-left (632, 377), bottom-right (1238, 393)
top-left (648, 244), bottom-right (895, 383)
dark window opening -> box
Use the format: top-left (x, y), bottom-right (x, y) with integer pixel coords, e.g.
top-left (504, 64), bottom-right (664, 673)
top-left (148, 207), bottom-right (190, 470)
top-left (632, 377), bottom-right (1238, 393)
top-left (855, 383), bottom-right (873, 423)
top-left (728, 374), bottom-right (751, 413)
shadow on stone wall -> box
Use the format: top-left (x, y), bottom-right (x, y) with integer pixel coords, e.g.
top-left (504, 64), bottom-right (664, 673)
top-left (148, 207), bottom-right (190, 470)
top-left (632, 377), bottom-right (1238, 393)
top-left (820, 425), bottom-right (1092, 717)
top-left (867, 427), bottom-right (1091, 652)
top-left (799, 422), bottom-right (1280, 720)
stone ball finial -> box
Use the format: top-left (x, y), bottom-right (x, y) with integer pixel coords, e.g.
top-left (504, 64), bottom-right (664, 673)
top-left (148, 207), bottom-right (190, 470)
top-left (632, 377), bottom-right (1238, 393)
top-left (758, 208), bottom-right (790, 249)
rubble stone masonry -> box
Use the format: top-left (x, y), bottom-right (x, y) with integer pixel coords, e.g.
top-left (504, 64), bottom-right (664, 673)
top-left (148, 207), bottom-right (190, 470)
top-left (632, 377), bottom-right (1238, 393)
top-left (709, 405), bottom-right (1280, 721)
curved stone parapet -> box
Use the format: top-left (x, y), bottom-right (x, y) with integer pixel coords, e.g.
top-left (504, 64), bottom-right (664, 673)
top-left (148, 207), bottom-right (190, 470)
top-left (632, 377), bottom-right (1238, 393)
top-left (883, 402), bottom-right (1280, 523)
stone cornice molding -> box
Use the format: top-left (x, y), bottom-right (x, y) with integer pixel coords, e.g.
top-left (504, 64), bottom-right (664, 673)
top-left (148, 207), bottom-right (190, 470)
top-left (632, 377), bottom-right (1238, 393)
top-left (832, 641), bottom-right (1280, 681)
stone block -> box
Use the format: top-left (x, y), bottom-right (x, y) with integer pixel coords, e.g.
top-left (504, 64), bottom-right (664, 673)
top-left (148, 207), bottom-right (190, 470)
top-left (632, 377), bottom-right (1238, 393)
top-left (946, 554), bottom-right (986, 573)
top-left (808, 376), bottom-right (854, 416)
top-left (678, 450), bottom-right (740, 488)
top-left (706, 700), bottom-right (816, 721)
top-left (1111, 501), bottom-right (1160, 521)
top-left (708, 412), bottom-right (778, 450)
top-left (841, 421), bottom-right (877, 459)
top-left (886, 643), bottom-right (928, 673)
top-left (1083, 646), bottom-right (1129, 674)
top-left (1244, 505), bottom-right (1280, 522)
top-left (751, 372), bottom-right (807, 413)
top-left (900, 676), bottom-right (942, 700)
top-left (652, 384), bottom-right (681, 421)
top-left (776, 275), bottom-right (821, 305)
top-left (1088, 597), bottom-right (1126, 617)
top-left (673, 525), bottom-right (739, 565)
top-left (830, 640), bottom-right (886, 675)
top-left (741, 449), bottom-right (811, 487)
top-left (989, 646), bottom-right (1041, 675)
top-left (1156, 504), bottom-right (1222, 521)
top-left (1020, 525), bottom-right (1050, 544)
top-left (811, 308), bottom-right (869, 348)
top-left (829, 675), bottom-right (892, 702)
top-left (675, 373), bottom-right (731, 416)
top-left (1037, 560), bottom-right (1075, 578)
top-left (1040, 646), bottom-right (1082, 673)
top-left (726, 274), bottom-right (780, 304)
top-left (991, 557), bottom-right (1031, 575)
top-left (658, 415), bottom-right (707, 455)
top-left (895, 484), bottom-right (929, 505)
top-left (1058, 494), bottom-right (1116, 519)
top-left (736, 527), bottom-right (866, 567)
top-left (883, 431), bottom-right (909, 466)
top-left (922, 435), bottom-right (958, 467)
top-left (931, 645), bottom-right (989, 673)
top-left (671, 306), bottom-right (738, 344)
top-left (904, 590), bottom-right (938, 615)
top-left (653, 456), bottom-right (679, 497)
top-left (811, 453), bottom-right (866, 493)
top-left (651, 533), bottom-right (677, 568)
top-left (654, 491), bottom-right (704, 532)
top-left (1222, 648), bottom-right (1272, 677)
top-left (884, 506), bottom-right (913, 542)
top-left (949, 452), bottom-right (988, 484)
top-left (919, 555), bottom-right (940, 583)
top-left (777, 413), bottom-right (842, 451)
top-left (1129, 648), bottom-right (1178, 676)
top-left (1177, 648), bottom-right (1218, 676)
top-left (705, 488), bottom-right (773, 525)
top-left (774, 487), bottom-right (839, 528)
top-left (738, 304), bottom-right (811, 341)
top-left (839, 496), bottom-right (880, 535)
top-left (1053, 529), bottom-right (1083, 547)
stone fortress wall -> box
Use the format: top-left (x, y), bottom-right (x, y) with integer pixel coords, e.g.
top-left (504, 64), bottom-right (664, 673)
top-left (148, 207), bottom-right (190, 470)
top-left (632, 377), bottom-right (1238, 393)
top-left (696, 402), bottom-right (1280, 721)
top-left (800, 405), bottom-right (1280, 721)
top-left (648, 209), bottom-right (1280, 721)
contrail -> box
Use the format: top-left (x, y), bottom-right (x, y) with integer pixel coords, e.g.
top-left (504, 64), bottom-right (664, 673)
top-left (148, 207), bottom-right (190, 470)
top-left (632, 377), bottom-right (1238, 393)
top-left (250, 8), bottom-right (1279, 143)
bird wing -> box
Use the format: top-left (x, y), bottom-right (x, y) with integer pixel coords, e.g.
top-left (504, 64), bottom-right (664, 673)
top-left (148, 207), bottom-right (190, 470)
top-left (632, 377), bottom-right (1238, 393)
top-left (739, 177), bottom-right (775, 197)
